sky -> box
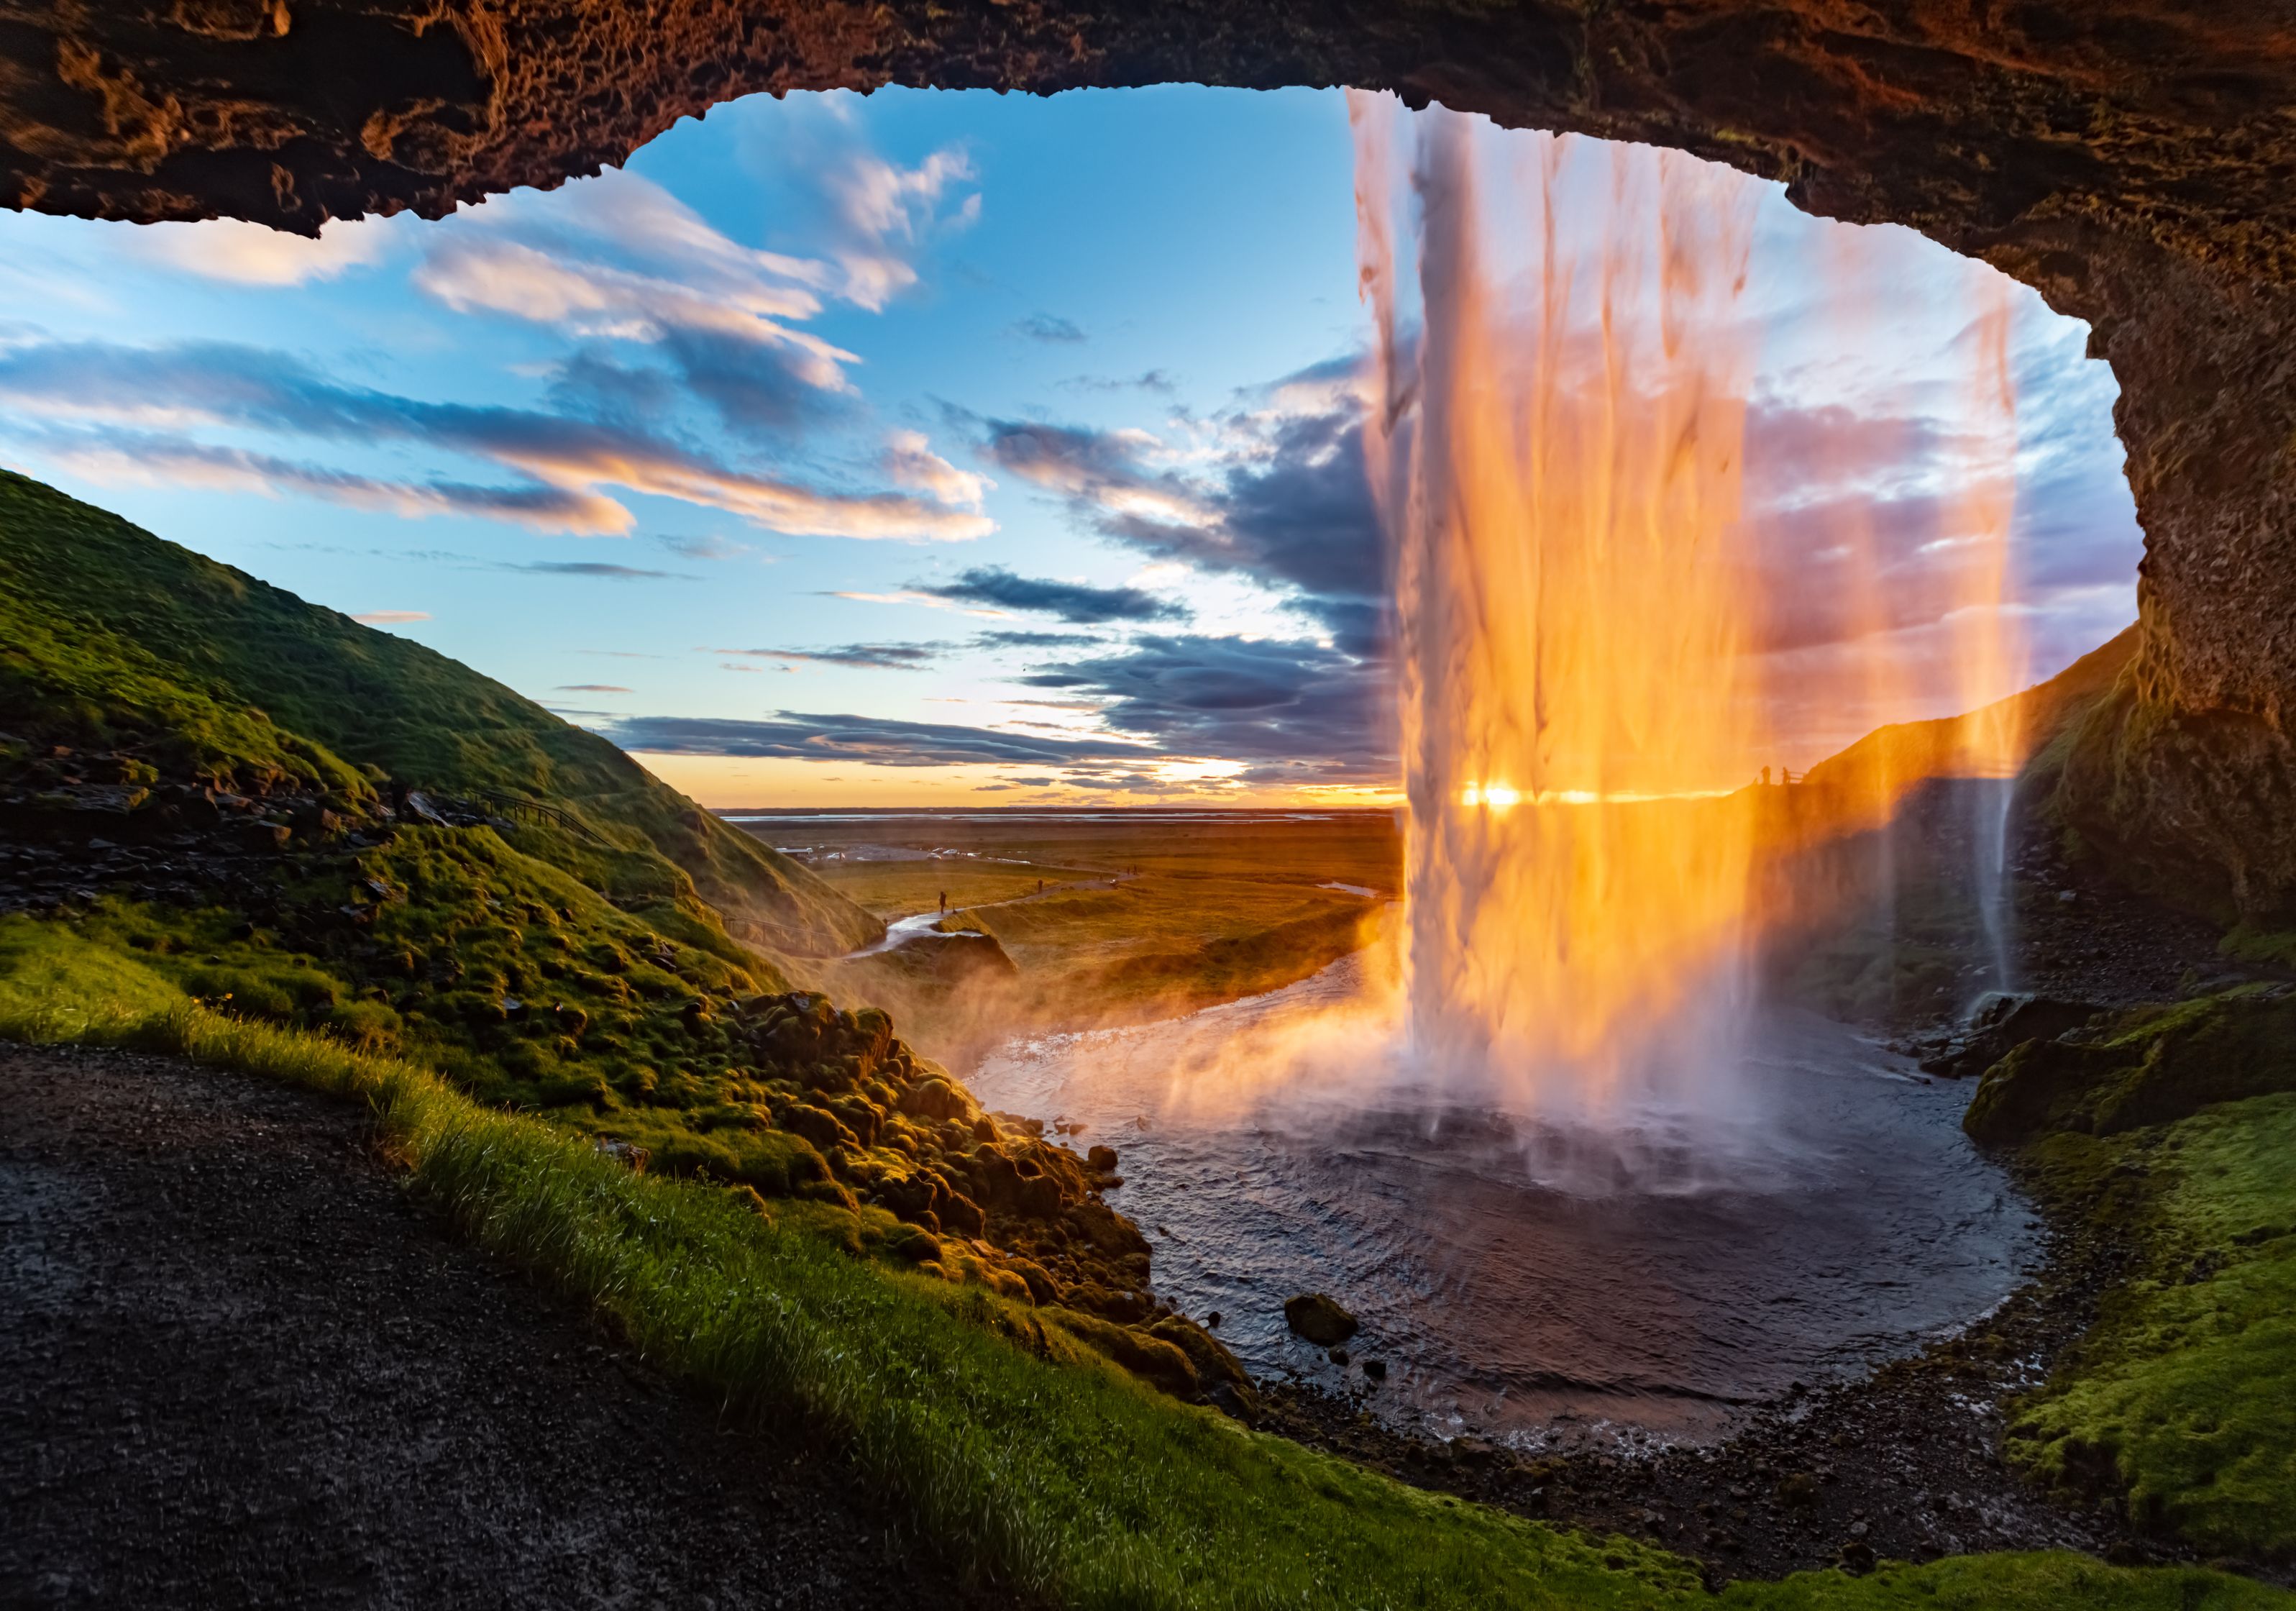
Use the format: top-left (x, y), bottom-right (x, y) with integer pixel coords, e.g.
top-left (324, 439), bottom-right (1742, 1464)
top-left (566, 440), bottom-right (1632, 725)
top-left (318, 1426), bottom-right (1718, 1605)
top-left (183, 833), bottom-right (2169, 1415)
top-left (0, 87), bottom-right (2144, 808)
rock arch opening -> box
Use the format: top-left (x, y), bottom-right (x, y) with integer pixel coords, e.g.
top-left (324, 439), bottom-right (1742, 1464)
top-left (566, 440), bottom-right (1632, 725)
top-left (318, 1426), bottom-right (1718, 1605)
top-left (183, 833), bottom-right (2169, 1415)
top-left (3, 4), bottom-right (2291, 918)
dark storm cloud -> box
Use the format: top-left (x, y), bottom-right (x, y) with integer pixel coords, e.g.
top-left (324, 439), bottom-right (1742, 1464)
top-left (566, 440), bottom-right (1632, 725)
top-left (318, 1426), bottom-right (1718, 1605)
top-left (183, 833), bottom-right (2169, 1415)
top-left (918, 565), bottom-right (1187, 624)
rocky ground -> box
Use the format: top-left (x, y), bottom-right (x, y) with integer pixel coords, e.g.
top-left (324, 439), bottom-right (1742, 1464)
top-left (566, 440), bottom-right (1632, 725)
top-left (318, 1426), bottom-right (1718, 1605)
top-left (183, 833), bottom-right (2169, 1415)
top-left (1264, 1197), bottom-right (2154, 1587)
top-left (0, 1042), bottom-right (1004, 1610)
top-left (1990, 811), bottom-right (2267, 1009)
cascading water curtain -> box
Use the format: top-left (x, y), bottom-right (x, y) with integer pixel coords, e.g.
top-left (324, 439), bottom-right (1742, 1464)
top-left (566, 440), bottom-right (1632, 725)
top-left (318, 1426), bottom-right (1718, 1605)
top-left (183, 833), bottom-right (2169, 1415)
top-left (1350, 94), bottom-right (2030, 1109)
top-left (1351, 96), bottom-right (1769, 1114)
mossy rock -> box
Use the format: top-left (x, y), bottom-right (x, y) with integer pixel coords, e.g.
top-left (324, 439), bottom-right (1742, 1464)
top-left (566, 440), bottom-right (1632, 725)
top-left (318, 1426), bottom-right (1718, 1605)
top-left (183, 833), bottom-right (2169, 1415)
top-left (1966, 990), bottom-right (2296, 1144)
top-left (1052, 1310), bottom-right (1200, 1399)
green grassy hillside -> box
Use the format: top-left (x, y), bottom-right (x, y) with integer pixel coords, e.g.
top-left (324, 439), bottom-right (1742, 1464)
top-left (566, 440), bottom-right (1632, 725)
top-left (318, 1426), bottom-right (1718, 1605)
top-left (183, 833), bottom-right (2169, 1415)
top-left (0, 469), bottom-right (1235, 1405)
top-left (0, 470), bottom-right (876, 957)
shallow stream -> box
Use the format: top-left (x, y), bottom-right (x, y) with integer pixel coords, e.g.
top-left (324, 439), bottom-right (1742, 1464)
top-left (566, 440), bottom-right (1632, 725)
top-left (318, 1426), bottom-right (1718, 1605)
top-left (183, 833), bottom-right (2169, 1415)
top-left (964, 956), bottom-right (2039, 1448)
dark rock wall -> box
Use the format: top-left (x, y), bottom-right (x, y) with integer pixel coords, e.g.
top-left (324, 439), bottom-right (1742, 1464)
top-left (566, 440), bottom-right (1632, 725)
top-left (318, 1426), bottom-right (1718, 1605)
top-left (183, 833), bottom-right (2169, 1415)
top-left (6, 0), bottom-right (2293, 913)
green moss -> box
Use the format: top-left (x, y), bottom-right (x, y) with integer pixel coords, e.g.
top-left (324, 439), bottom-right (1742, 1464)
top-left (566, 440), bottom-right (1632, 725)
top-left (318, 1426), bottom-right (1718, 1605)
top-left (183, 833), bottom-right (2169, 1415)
top-left (1965, 989), bottom-right (2296, 1144)
top-left (2221, 923), bottom-right (2296, 970)
top-left (2008, 1095), bottom-right (2296, 1555)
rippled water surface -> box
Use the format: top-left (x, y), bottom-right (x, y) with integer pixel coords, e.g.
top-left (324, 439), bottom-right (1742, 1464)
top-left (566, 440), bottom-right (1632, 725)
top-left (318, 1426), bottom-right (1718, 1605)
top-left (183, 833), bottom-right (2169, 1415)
top-left (965, 957), bottom-right (2039, 1446)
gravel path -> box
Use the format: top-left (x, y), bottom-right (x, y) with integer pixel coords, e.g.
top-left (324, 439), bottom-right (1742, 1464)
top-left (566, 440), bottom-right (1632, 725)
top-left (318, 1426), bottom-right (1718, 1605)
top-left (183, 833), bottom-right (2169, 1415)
top-left (0, 1043), bottom-right (1000, 1609)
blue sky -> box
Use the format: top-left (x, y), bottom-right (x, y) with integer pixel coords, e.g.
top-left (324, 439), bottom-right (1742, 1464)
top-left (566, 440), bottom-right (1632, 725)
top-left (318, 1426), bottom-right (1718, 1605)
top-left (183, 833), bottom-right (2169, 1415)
top-left (0, 88), bottom-right (2141, 806)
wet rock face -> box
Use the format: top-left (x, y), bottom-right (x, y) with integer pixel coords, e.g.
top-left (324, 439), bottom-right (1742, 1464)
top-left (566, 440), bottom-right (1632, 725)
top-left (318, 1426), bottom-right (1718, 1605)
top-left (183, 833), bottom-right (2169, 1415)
top-left (5, 1), bottom-right (2294, 908)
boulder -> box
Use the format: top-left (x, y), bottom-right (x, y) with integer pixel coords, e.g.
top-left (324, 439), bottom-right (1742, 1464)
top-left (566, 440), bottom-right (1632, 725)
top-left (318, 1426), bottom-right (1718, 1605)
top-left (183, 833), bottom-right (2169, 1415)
top-left (1051, 1311), bottom-right (1199, 1400)
top-left (782, 1103), bottom-right (859, 1154)
top-left (899, 1076), bottom-right (973, 1123)
top-left (882, 1223), bottom-right (941, 1264)
top-left (1923, 995), bottom-right (2105, 1079)
top-left (1283, 1292), bottom-right (1358, 1346)
top-left (1965, 990), bottom-right (2296, 1142)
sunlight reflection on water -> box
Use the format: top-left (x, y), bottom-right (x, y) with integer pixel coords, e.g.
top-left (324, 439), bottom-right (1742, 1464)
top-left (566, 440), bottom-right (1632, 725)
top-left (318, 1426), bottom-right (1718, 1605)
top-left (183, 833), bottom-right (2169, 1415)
top-left (965, 954), bottom-right (2039, 1448)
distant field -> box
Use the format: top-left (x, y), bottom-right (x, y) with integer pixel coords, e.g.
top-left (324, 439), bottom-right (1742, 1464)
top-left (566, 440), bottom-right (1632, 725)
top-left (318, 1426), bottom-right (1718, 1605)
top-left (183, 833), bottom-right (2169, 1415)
top-left (724, 811), bottom-right (1401, 1057)
top-left (777, 856), bottom-right (1102, 921)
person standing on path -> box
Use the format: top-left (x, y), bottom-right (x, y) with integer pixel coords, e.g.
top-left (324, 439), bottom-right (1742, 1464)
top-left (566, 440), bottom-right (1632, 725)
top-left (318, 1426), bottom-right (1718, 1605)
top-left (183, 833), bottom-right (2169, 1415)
top-left (938, 890), bottom-right (947, 914)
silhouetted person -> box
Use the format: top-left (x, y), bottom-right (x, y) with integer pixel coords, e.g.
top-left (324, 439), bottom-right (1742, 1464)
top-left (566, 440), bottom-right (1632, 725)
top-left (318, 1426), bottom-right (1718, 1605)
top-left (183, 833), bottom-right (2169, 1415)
top-left (1761, 766), bottom-right (1771, 786)
top-left (938, 890), bottom-right (946, 913)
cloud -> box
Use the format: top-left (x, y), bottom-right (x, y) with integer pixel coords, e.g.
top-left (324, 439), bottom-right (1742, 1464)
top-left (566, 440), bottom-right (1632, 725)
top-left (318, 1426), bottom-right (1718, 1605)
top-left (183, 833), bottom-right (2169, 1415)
top-left (971, 365), bottom-right (1389, 653)
top-left (504, 561), bottom-right (681, 580)
top-left (917, 565), bottom-right (1187, 624)
top-left (972, 630), bottom-right (1107, 650)
top-left (1061, 370), bottom-right (1178, 396)
top-left (595, 631), bottom-right (1391, 788)
top-left (828, 149), bottom-right (978, 311)
top-left (1013, 314), bottom-right (1086, 344)
top-left (125, 217), bottom-right (390, 286)
top-left (657, 534), bottom-right (751, 560)
top-left (557, 683), bottom-right (633, 693)
top-left (351, 610), bottom-right (431, 624)
top-left (1017, 633), bottom-right (1391, 781)
top-left (32, 431), bottom-right (626, 531)
top-left (410, 170), bottom-right (864, 439)
top-left (0, 339), bottom-right (993, 542)
top-left (600, 711), bottom-right (1156, 767)
top-left (883, 430), bottom-right (990, 509)
top-left (716, 643), bottom-right (945, 670)
top-left (826, 586), bottom-right (1003, 616)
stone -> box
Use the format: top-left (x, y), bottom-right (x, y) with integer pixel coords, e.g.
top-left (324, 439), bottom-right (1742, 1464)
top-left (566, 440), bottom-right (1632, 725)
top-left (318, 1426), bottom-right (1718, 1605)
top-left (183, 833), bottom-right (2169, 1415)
top-left (882, 1223), bottom-right (941, 1264)
top-left (1283, 1292), bottom-right (1358, 1346)
top-left (784, 1104), bottom-right (859, 1155)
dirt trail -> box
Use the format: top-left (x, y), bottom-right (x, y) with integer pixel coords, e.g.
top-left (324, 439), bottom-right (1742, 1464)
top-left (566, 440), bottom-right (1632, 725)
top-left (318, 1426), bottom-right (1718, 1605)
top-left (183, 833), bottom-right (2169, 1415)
top-left (0, 1043), bottom-right (999, 1609)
